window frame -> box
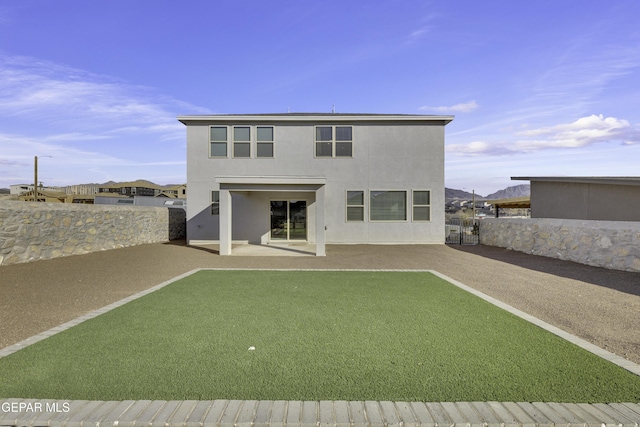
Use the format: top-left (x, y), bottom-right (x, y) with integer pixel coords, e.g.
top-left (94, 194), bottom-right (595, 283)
top-left (209, 125), bottom-right (276, 159)
top-left (335, 126), bottom-right (353, 157)
top-left (314, 125), bottom-right (353, 158)
top-left (369, 190), bottom-right (408, 222)
top-left (232, 126), bottom-right (251, 158)
top-left (256, 126), bottom-right (275, 158)
top-left (412, 189), bottom-right (431, 222)
top-left (209, 126), bottom-right (228, 158)
top-left (345, 190), bottom-right (365, 222)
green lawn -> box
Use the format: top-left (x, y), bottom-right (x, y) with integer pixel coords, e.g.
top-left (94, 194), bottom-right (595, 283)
top-left (1, 270), bottom-right (639, 402)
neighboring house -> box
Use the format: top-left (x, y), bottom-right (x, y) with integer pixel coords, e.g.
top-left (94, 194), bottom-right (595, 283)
top-left (63, 184), bottom-right (100, 195)
top-left (95, 195), bottom-right (186, 210)
top-left (69, 194), bottom-right (96, 204)
top-left (10, 184), bottom-right (62, 196)
top-left (18, 189), bottom-right (69, 203)
top-left (98, 181), bottom-right (185, 198)
top-left (487, 196), bottom-right (531, 218)
top-left (179, 113), bottom-right (453, 256)
top-left (98, 180), bottom-right (160, 197)
top-left (512, 176), bottom-right (640, 221)
top-left (160, 184), bottom-right (187, 198)
top-left (18, 190), bottom-right (99, 204)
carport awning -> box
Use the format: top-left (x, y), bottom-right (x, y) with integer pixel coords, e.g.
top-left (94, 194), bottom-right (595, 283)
top-left (488, 196), bottom-right (530, 209)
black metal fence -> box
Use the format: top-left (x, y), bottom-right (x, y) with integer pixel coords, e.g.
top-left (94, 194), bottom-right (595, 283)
top-left (445, 218), bottom-right (479, 245)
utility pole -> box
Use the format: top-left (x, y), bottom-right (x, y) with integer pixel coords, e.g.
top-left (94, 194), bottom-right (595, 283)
top-left (34, 156), bottom-right (38, 202)
top-left (472, 189), bottom-right (476, 221)
top-left (33, 155), bottom-right (52, 202)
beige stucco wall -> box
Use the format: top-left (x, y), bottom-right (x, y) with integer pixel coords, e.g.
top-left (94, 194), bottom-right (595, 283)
top-left (0, 201), bottom-right (185, 266)
top-left (184, 116), bottom-right (447, 245)
top-left (480, 217), bottom-right (640, 272)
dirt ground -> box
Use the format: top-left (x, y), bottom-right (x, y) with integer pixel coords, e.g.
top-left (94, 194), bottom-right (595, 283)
top-left (1, 241), bottom-right (639, 363)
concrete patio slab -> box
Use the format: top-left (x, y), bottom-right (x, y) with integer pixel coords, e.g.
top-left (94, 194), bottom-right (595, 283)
top-left (189, 242), bottom-right (317, 256)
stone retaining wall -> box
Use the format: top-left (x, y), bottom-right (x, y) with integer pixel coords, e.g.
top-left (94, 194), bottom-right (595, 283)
top-left (0, 201), bottom-right (185, 266)
top-left (479, 218), bottom-right (640, 272)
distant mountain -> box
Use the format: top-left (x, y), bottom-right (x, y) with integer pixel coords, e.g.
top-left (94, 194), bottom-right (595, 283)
top-left (72, 180), bottom-right (183, 189)
top-left (446, 184), bottom-right (531, 201)
top-left (0, 188), bottom-right (9, 194)
top-left (485, 184), bottom-right (530, 200)
top-left (445, 188), bottom-right (483, 199)
top-left (97, 179), bottom-right (161, 188)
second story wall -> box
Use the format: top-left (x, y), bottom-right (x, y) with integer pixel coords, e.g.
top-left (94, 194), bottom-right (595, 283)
top-left (186, 117), bottom-right (447, 188)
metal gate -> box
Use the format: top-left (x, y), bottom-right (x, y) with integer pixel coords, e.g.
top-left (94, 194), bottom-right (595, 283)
top-left (445, 218), bottom-right (479, 245)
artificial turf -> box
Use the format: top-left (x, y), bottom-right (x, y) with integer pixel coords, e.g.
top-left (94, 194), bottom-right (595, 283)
top-left (0, 270), bottom-right (639, 402)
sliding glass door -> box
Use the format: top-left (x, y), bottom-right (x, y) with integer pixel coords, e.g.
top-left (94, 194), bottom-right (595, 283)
top-left (270, 200), bottom-right (307, 241)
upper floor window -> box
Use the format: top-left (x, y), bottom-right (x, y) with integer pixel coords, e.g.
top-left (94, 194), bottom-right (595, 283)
top-left (210, 127), bottom-right (228, 157)
top-left (257, 126), bottom-right (274, 158)
top-left (233, 126), bottom-right (251, 158)
top-left (210, 125), bottom-right (274, 158)
top-left (315, 126), bottom-right (352, 157)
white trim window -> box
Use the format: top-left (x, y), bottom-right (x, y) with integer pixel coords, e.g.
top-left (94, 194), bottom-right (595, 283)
top-left (315, 126), bottom-right (353, 157)
top-left (346, 190), bottom-right (364, 222)
top-left (210, 126), bottom-right (228, 157)
top-left (257, 126), bottom-right (274, 158)
top-left (211, 191), bottom-right (220, 215)
top-left (370, 190), bottom-right (407, 221)
top-left (233, 126), bottom-right (251, 158)
top-left (412, 190), bottom-right (431, 221)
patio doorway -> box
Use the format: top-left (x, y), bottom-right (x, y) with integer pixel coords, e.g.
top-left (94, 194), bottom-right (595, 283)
top-left (270, 200), bottom-right (307, 241)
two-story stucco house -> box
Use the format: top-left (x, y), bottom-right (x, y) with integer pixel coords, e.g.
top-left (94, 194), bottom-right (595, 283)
top-left (178, 113), bottom-right (453, 256)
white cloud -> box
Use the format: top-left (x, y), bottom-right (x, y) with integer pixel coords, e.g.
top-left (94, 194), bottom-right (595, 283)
top-left (0, 54), bottom-right (203, 187)
top-left (446, 140), bottom-right (512, 156)
top-left (407, 26), bottom-right (431, 42)
top-left (0, 54), bottom-right (207, 137)
top-left (513, 114), bottom-right (639, 150)
top-left (0, 133), bottom-right (131, 166)
top-left (0, 131), bottom-right (186, 186)
top-left (420, 100), bottom-right (478, 113)
top-left (519, 26), bottom-right (640, 118)
top-left (403, 12), bottom-right (440, 45)
top-left (446, 114), bottom-right (640, 156)
top-left (410, 28), bottom-right (428, 38)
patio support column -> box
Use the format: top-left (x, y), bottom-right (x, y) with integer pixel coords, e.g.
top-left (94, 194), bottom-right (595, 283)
top-left (219, 189), bottom-right (232, 255)
top-left (315, 185), bottom-right (326, 256)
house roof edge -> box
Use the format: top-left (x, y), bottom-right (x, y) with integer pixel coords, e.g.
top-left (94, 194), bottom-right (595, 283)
top-left (178, 113), bottom-right (454, 125)
top-left (512, 176), bottom-right (640, 186)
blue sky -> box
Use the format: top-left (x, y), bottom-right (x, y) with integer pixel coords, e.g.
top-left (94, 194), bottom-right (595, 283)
top-left (1, 0), bottom-right (639, 196)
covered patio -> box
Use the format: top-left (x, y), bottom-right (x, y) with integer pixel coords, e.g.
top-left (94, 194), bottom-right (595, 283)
top-left (216, 176), bottom-right (326, 256)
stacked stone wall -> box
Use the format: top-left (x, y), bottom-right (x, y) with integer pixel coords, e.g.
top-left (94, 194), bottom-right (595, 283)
top-left (479, 218), bottom-right (640, 272)
top-left (0, 201), bottom-right (185, 266)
